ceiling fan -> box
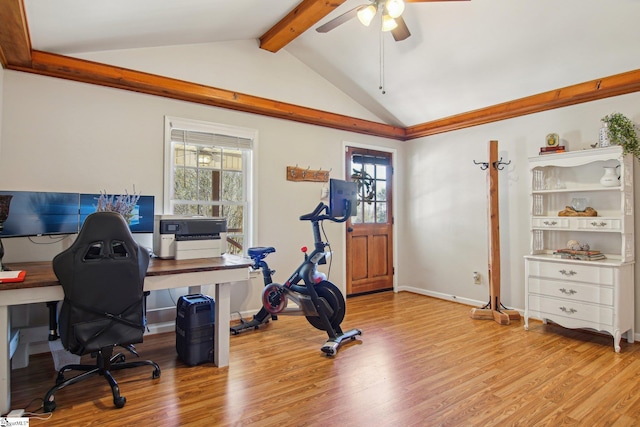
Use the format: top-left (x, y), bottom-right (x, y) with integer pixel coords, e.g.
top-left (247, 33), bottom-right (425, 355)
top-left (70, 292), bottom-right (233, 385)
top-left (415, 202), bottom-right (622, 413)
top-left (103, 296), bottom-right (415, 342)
top-left (316, 0), bottom-right (470, 42)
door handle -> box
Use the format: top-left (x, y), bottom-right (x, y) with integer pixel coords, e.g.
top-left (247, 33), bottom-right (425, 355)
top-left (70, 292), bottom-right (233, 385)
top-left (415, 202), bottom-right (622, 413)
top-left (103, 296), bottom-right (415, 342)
top-left (347, 227), bottom-right (353, 232)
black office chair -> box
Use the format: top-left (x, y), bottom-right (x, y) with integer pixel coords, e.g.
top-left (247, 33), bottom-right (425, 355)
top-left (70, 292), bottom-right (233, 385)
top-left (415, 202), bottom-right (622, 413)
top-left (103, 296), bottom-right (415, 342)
top-left (43, 211), bottom-right (160, 412)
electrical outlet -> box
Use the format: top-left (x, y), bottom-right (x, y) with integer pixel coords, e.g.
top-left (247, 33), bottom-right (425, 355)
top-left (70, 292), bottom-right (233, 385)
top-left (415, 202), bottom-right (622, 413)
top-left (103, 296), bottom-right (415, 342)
top-left (473, 271), bottom-right (481, 285)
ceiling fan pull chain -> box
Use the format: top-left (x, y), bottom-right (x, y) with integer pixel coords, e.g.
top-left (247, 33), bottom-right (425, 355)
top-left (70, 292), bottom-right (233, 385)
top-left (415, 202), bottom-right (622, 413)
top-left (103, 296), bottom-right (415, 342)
top-left (379, 27), bottom-right (386, 95)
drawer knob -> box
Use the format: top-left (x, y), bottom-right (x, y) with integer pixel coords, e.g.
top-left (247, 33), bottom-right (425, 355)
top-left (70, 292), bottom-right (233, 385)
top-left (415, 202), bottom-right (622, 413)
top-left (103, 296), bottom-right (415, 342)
top-left (543, 221), bottom-right (557, 226)
top-left (559, 269), bottom-right (577, 276)
top-left (590, 221), bottom-right (607, 227)
top-left (559, 306), bottom-right (577, 314)
top-left (559, 288), bottom-right (577, 295)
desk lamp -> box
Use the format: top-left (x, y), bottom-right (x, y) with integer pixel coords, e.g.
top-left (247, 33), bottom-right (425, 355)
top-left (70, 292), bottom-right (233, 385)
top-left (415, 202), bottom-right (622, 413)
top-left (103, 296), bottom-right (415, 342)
top-left (0, 195), bottom-right (13, 271)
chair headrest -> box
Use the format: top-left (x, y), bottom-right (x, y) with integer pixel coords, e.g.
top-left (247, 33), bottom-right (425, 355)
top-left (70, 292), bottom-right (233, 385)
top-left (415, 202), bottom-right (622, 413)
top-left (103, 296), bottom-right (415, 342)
top-left (53, 211), bottom-right (149, 286)
top-left (76, 211), bottom-right (136, 245)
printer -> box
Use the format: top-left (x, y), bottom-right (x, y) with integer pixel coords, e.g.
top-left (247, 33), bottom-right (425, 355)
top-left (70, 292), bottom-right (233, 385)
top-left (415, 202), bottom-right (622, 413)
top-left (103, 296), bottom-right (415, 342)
top-left (154, 215), bottom-right (227, 260)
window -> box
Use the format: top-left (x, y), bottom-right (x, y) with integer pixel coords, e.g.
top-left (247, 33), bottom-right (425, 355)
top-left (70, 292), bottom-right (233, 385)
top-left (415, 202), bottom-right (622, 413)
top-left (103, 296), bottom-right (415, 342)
top-left (164, 117), bottom-right (256, 255)
top-left (350, 152), bottom-right (391, 224)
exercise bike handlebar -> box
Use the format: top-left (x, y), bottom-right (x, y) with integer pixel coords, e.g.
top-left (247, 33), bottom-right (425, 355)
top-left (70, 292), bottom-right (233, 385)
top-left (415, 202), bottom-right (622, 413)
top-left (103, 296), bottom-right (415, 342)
top-left (299, 202), bottom-right (351, 223)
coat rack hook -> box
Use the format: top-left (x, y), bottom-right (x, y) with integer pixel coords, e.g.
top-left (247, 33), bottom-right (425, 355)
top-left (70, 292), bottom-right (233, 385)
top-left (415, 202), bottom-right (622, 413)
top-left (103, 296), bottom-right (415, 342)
top-left (492, 158), bottom-right (511, 171)
top-left (473, 160), bottom-right (490, 170)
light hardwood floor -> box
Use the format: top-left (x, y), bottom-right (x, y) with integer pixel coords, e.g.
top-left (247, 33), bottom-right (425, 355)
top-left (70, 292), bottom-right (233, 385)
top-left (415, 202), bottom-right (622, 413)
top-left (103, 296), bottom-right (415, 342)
top-left (9, 291), bottom-right (640, 426)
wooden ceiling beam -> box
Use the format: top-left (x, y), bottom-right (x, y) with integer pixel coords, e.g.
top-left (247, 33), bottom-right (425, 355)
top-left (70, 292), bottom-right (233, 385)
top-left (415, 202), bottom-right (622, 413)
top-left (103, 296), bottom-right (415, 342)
top-left (0, 0), bottom-right (32, 67)
top-left (1, 0), bottom-right (640, 142)
top-left (405, 69), bottom-right (640, 139)
top-left (259, 0), bottom-right (347, 53)
top-left (8, 50), bottom-right (640, 142)
top-left (16, 50), bottom-right (406, 140)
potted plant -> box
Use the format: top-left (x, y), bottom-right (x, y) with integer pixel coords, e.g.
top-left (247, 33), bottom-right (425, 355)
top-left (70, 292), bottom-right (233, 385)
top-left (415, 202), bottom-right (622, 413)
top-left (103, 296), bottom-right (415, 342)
top-left (96, 188), bottom-right (140, 224)
top-left (601, 113), bottom-right (640, 159)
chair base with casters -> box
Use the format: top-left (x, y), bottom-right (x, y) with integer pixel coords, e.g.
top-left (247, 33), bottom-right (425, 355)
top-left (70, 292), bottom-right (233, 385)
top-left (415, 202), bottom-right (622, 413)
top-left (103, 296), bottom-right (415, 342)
top-left (43, 344), bottom-right (161, 412)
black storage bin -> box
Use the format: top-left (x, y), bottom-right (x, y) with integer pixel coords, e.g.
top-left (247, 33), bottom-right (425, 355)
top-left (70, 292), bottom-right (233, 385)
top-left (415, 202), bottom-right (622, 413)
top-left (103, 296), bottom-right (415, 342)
top-left (176, 294), bottom-right (215, 366)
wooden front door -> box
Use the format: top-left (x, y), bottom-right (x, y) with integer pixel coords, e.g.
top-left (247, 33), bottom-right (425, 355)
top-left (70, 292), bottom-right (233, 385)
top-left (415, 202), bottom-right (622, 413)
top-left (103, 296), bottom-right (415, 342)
top-left (345, 147), bottom-right (393, 296)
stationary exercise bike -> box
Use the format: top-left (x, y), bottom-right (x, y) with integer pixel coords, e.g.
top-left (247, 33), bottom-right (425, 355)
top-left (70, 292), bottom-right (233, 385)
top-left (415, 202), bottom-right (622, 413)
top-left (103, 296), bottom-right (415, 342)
top-left (231, 186), bottom-right (362, 356)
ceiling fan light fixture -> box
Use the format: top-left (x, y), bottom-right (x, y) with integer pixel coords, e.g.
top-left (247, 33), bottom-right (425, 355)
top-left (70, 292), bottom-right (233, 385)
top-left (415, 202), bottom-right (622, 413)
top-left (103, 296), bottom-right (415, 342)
top-left (198, 152), bottom-right (213, 165)
top-left (357, 4), bottom-right (378, 26)
top-left (385, 0), bottom-right (405, 19)
top-left (381, 13), bottom-right (398, 32)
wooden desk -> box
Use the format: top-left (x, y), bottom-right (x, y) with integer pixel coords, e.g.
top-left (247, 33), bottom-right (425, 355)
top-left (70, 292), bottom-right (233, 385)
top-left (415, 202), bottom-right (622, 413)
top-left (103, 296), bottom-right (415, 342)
top-left (0, 255), bottom-right (251, 415)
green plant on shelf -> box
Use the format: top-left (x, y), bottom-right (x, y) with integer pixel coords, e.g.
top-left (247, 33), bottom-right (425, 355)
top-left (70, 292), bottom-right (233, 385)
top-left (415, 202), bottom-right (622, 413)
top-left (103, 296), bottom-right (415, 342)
top-left (601, 112), bottom-right (640, 159)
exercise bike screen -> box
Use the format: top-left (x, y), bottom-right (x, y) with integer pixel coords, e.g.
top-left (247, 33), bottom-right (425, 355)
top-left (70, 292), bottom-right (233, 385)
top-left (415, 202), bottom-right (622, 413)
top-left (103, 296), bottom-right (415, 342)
top-left (329, 179), bottom-right (357, 218)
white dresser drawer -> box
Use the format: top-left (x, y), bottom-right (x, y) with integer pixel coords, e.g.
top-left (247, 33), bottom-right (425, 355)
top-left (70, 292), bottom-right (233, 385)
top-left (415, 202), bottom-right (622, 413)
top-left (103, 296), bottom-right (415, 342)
top-left (528, 295), bottom-right (613, 326)
top-left (527, 260), bottom-right (614, 285)
top-left (532, 217), bottom-right (570, 229)
top-left (527, 278), bottom-right (613, 306)
top-left (576, 218), bottom-right (621, 231)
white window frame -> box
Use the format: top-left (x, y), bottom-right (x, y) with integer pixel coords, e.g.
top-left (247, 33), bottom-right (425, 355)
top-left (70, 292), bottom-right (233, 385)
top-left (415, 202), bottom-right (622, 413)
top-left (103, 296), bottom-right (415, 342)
top-left (163, 116), bottom-right (257, 254)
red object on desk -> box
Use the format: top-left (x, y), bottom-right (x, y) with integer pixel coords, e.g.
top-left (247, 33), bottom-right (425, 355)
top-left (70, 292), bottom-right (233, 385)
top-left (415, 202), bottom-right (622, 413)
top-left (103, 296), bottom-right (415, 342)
top-left (0, 270), bottom-right (26, 283)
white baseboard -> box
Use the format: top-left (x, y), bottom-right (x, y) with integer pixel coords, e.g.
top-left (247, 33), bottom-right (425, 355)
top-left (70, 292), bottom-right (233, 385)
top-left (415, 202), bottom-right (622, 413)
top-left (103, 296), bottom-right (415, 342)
top-left (396, 285), bottom-right (487, 308)
top-left (396, 285), bottom-right (526, 318)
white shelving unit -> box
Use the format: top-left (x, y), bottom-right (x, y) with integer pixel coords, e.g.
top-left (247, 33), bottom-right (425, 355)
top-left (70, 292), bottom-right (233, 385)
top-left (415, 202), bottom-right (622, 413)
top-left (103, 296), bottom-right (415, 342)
top-left (524, 146), bottom-right (634, 352)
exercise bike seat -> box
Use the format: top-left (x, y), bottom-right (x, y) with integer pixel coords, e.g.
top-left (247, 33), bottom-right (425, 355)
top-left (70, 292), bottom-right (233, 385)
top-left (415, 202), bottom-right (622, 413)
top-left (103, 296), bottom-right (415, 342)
top-left (248, 246), bottom-right (276, 261)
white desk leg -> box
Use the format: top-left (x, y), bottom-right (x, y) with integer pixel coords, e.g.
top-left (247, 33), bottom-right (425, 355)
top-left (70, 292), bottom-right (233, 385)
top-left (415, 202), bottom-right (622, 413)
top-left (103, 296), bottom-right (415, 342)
top-left (214, 282), bottom-right (231, 367)
top-left (1, 305), bottom-right (11, 415)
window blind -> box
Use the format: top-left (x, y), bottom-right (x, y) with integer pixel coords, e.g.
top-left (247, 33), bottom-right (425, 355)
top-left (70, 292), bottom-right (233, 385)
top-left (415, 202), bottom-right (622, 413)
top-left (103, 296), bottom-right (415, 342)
top-left (170, 129), bottom-right (253, 150)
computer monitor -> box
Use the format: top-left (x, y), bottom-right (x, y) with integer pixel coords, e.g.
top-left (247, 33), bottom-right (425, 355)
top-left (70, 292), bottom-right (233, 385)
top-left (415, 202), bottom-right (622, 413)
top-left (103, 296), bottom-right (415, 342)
top-left (79, 194), bottom-right (155, 233)
top-left (0, 191), bottom-right (80, 237)
top-left (329, 179), bottom-right (357, 218)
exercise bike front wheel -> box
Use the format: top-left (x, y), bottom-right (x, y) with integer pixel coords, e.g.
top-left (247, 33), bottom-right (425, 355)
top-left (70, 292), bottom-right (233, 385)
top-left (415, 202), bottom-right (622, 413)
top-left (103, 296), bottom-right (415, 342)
top-left (262, 283), bottom-right (287, 314)
top-left (306, 281), bottom-right (346, 331)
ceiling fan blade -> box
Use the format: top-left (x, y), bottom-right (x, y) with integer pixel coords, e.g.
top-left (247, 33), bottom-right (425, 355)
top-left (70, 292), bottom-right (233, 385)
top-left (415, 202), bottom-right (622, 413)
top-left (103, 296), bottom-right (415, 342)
top-left (316, 5), bottom-right (367, 33)
top-left (391, 16), bottom-right (411, 41)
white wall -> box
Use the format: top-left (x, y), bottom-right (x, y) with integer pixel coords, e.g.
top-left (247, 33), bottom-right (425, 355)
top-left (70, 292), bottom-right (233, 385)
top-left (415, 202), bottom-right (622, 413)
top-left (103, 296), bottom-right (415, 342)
top-left (2, 39), bottom-right (640, 349)
top-left (399, 92), bottom-right (640, 332)
top-left (0, 70), bottom-right (403, 334)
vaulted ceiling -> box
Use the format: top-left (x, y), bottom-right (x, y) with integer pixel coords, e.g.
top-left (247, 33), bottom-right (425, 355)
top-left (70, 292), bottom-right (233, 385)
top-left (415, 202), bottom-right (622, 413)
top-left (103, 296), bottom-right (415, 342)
top-left (1, 0), bottom-right (640, 140)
